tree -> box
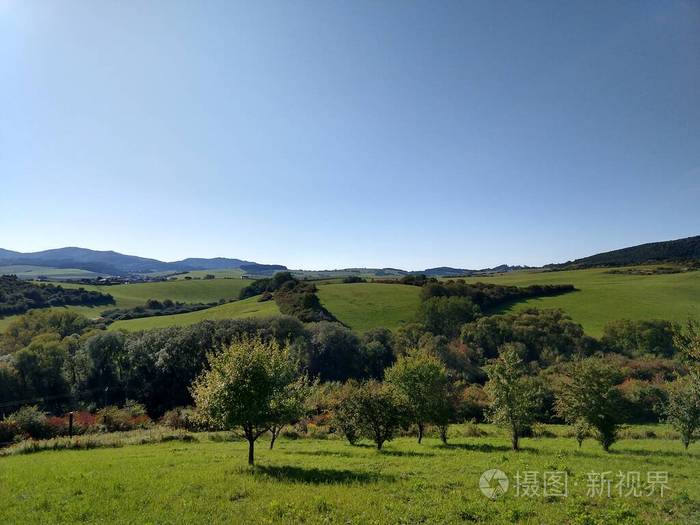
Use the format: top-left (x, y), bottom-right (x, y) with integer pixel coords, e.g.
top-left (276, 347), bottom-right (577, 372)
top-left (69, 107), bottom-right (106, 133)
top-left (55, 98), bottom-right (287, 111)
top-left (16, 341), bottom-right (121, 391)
top-left (417, 297), bottom-right (479, 338)
top-left (191, 337), bottom-right (306, 466)
top-left (555, 358), bottom-right (623, 451)
top-left (385, 351), bottom-right (452, 444)
top-left (332, 381), bottom-right (362, 445)
top-left (353, 380), bottom-right (406, 450)
top-left (484, 343), bottom-right (541, 451)
top-left (665, 372), bottom-right (700, 450)
top-left (674, 319), bottom-right (700, 362)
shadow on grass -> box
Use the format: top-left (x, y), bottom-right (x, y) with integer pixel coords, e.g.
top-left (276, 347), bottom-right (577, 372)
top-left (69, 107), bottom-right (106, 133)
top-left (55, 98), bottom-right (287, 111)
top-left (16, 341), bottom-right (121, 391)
top-left (438, 442), bottom-right (538, 454)
top-left (290, 450), bottom-right (356, 458)
top-left (254, 465), bottom-right (394, 484)
top-left (379, 449), bottom-right (435, 457)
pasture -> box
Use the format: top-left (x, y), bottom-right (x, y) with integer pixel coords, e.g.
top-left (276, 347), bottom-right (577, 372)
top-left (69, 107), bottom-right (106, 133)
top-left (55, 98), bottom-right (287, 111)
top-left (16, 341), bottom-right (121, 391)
top-left (462, 267), bottom-right (700, 336)
top-left (317, 283), bottom-right (421, 332)
top-left (0, 426), bottom-right (697, 524)
top-left (0, 265), bottom-right (101, 280)
top-left (108, 295), bottom-right (279, 331)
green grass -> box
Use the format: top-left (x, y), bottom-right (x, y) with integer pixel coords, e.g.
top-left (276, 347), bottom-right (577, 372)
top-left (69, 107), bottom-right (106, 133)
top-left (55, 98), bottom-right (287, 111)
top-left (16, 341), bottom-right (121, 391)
top-left (108, 295), bottom-right (279, 331)
top-left (168, 269), bottom-right (247, 280)
top-left (1, 427), bottom-right (697, 524)
top-left (0, 265), bottom-right (102, 280)
top-left (317, 283), bottom-right (422, 332)
top-left (461, 267), bottom-right (700, 336)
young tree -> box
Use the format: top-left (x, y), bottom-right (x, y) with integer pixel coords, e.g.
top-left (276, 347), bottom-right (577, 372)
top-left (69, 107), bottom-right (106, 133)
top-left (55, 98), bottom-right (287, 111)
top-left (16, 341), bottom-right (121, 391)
top-left (332, 381), bottom-right (362, 445)
top-left (674, 319), bottom-right (700, 362)
top-left (572, 418), bottom-right (589, 449)
top-left (385, 352), bottom-right (453, 444)
top-left (665, 372), bottom-right (700, 450)
top-left (191, 337), bottom-right (306, 466)
top-left (353, 380), bottom-right (406, 450)
top-left (555, 358), bottom-right (623, 451)
top-left (484, 343), bottom-right (541, 451)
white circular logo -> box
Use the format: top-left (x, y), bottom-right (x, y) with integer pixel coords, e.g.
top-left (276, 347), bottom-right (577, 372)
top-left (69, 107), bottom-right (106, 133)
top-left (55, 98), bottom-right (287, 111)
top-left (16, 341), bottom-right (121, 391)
top-left (479, 469), bottom-right (509, 499)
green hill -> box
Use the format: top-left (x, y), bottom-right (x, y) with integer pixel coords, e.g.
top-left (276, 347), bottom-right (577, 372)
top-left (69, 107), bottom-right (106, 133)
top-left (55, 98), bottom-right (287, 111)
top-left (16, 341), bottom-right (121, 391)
top-left (317, 283), bottom-right (421, 332)
top-left (461, 266), bottom-right (700, 336)
top-left (555, 235), bottom-right (700, 267)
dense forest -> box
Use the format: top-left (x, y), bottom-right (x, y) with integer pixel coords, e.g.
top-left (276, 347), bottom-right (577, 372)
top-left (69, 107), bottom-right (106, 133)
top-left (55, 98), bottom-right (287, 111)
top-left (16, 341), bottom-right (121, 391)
top-left (0, 275), bottom-right (113, 317)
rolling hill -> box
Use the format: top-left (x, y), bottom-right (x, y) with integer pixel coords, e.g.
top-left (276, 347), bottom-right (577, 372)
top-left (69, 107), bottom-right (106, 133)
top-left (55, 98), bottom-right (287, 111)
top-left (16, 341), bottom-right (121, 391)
top-left (552, 235), bottom-right (700, 268)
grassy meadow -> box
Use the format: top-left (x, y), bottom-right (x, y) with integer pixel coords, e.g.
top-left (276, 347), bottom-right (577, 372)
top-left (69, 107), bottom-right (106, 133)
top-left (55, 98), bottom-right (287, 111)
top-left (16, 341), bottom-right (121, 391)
top-left (317, 283), bottom-right (421, 332)
top-left (461, 267), bottom-right (700, 336)
top-left (0, 265), bottom-right (101, 280)
top-left (108, 295), bottom-right (280, 331)
top-left (0, 426), bottom-right (697, 524)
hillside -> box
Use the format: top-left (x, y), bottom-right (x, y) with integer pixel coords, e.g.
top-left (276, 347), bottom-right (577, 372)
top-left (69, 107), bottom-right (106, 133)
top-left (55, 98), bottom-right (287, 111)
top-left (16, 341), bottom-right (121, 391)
top-left (317, 283), bottom-right (422, 332)
top-left (108, 295), bottom-right (279, 331)
top-left (462, 266), bottom-right (700, 336)
top-left (554, 235), bottom-right (700, 268)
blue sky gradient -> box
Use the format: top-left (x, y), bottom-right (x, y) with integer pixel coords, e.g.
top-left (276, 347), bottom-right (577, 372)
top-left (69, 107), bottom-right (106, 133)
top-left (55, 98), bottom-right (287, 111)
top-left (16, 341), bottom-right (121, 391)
top-left (1, 1), bottom-right (698, 269)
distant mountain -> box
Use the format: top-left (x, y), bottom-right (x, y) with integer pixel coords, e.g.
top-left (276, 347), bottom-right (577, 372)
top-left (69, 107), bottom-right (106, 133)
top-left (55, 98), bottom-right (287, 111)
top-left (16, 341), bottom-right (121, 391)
top-left (551, 235), bottom-right (700, 268)
top-left (0, 247), bottom-right (286, 276)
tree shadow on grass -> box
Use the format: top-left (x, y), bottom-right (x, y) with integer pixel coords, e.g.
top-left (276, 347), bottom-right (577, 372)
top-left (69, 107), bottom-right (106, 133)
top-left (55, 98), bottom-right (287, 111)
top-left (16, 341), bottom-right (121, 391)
top-left (253, 465), bottom-right (394, 484)
top-left (379, 449), bottom-right (435, 457)
top-left (438, 443), bottom-right (538, 454)
top-left (290, 450), bottom-right (356, 459)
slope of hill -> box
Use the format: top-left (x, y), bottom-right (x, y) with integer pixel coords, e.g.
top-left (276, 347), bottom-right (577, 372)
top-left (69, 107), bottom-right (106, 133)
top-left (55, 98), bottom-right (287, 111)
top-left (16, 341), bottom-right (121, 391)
top-left (108, 295), bottom-right (279, 331)
top-left (316, 283), bottom-right (421, 332)
top-left (462, 266), bottom-right (700, 336)
top-left (554, 235), bottom-right (700, 268)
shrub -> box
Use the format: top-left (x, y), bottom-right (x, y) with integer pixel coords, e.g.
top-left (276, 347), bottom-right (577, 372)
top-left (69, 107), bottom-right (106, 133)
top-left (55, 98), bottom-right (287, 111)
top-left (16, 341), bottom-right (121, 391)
top-left (6, 406), bottom-right (55, 440)
top-left (160, 407), bottom-right (198, 431)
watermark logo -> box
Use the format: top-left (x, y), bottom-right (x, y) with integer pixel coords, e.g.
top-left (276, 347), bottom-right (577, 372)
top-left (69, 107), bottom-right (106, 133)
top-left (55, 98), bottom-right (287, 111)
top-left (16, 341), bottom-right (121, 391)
top-left (479, 469), bottom-right (509, 499)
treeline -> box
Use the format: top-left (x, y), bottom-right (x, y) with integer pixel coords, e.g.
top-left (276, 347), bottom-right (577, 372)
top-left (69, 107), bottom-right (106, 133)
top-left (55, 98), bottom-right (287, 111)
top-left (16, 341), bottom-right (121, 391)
top-left (100, 299), bottom-right (219, 323)
top-left (0, 305), bottom-right (691, 432)
top-left (240, 272), bottom-right (336, 322)
top-left (420, 280), bottom-right (575, 308)
top-left (0, 275), bottom-right (114, 317)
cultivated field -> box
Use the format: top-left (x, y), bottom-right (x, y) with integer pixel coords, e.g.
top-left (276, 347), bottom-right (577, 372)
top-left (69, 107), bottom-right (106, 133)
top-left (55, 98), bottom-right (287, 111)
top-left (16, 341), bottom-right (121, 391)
top-left (0, 265), bottom-right (101, 280)
top-left (0, 426), bottom-right (697, 524)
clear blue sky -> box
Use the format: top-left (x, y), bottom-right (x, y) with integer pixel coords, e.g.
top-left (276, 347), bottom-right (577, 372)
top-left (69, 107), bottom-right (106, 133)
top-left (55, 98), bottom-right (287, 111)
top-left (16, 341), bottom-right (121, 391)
top-left (1, 1), bottom-right (698, 270)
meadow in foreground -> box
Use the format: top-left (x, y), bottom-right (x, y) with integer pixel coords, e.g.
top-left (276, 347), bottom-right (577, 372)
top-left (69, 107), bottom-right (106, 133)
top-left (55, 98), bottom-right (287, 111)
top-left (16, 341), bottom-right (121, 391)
top-left (1, 427), bottom-right (698, 524)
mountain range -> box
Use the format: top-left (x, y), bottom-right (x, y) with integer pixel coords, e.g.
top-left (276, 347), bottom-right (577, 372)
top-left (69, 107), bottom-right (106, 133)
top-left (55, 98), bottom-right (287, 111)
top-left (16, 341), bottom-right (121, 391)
top-left (1, 235), bottom-right (698, 278)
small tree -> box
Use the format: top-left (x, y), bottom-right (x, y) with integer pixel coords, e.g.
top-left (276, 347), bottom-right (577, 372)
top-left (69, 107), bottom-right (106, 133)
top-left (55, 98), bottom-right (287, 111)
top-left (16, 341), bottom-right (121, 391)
top-left (332, 381), bottom-right (362, 445)
top-left (555, 358), bottom-right (623, 451)
top-left (674, 319), bottom-right (700, 362)
top-left (385, 351), bottom-right (452, 443)
top-left (484, 343), bottom-right (541, 451)
top-left (191, 337), bottom-right (305, 466)
top-left (353, 380), bottom-right (406, 450)
top-left (572, 418), bottom-right (589, 449)
top-left (665, 372), bottom-right (700, 450)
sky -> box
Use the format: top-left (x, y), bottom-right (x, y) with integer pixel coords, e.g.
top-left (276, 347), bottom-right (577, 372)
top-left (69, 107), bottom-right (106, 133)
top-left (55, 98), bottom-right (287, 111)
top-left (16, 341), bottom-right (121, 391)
top-left (1, 1), bottom-right (699, 270)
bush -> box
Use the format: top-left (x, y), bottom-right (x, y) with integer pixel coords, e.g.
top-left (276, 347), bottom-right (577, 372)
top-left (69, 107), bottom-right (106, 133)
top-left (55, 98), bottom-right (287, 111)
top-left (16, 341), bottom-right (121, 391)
top-left (0, 419), bottom-right (20, 444)
top-left (160, 407), bottom-right (198, 431)
top-left (95, 404), bottom-right (151, 433)
top-left (5, 406), bottom-right (55, 440)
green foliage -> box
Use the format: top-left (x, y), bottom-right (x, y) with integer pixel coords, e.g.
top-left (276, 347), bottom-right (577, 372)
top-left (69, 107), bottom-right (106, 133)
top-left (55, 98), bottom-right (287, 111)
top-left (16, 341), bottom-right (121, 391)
top-left (484, 343), bottom-right (542, 450)
top-left (421, 280), bottom-right (575, 308)
top-left (0, 275), bottom-right (113, 317)
top-left (385, 351), bottom-right (453, 443)
top-left (555, 357), bottom-right (624, 451)
top-left (191, 337), bottom-right (306, 465)
top-left (3, 405), bottom-right (54, 440)
top-left (461, 308), bottom-right (595, 363)
top-left (665, 371), bottom-right (700, 449)
top-left (417, 296), bottom-right (479, 337)
top-left (349, 380), bottom-right (407, 450)
top-left (602, 319), bottom-right (678, 357)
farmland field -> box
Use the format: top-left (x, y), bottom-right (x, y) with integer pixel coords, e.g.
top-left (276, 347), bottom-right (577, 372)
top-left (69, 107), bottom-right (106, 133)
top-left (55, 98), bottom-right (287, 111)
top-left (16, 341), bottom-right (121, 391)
top-left (108, 295), bottom-right (279, 331)
top-left (461, 267), bottom-right (700, 336)
top-left (0, 426), bottom-right (697, 524)
top-left (317, 283), bottom-right (421, 332)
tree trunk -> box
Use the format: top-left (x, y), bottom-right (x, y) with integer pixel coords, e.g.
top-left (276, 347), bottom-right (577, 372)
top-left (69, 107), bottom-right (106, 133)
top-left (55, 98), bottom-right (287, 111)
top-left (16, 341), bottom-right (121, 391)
top-left (511, 431), bottom-right (519, 451)
top-left (270, 425), bottom-right (282, 449)
top-left (248, 438), bottom-right (255, 466)
top-left (417, 422), bottom-right (424, 444)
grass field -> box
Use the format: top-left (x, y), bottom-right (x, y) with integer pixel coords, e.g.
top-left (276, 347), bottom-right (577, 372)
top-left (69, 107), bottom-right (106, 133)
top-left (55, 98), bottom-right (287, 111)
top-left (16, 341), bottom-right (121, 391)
top-left (0, 265), bottom-right (102, 280)
top-left (108, 295), bottom-right (280, 331)
top-left (461, 267), bottom-right (700, 336)
top-left (1, 426), bottom-right (697, 524)
top-left (167, 269), bottom-right (247, 280)
top-left (317, 283), bottom-right (421, 332)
